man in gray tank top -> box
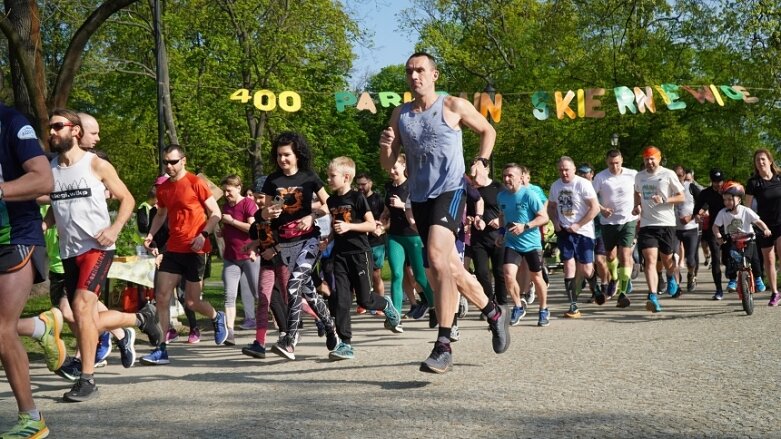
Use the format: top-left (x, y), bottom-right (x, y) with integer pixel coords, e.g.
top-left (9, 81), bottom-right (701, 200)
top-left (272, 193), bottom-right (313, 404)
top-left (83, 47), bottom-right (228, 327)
top-left (379, 52), bottom-right (510, 374)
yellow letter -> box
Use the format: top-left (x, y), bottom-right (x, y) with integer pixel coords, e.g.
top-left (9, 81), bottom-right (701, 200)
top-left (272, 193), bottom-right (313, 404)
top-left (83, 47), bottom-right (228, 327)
top-left (555, 90), bottom-right (577, 120)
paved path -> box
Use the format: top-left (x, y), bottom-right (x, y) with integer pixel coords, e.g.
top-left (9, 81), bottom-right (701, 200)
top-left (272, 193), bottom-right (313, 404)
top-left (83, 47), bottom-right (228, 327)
top-left (3, 268), bottom-right (781, 438)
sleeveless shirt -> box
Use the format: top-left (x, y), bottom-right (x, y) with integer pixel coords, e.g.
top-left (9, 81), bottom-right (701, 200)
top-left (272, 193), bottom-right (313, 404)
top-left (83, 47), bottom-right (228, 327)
top-left (398, 95), bottom-right (465, 202)
top-left (50, 151), bottom-right (113, 259)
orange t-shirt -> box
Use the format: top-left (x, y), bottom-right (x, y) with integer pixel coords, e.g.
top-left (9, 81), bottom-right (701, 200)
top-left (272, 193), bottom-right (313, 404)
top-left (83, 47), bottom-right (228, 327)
top-left (156, 172), bottom-right (213, 254)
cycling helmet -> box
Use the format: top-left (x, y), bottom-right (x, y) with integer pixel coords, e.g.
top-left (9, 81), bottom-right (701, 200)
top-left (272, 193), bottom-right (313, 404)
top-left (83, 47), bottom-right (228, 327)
top-left (721, 180), bottom-right (745, 197)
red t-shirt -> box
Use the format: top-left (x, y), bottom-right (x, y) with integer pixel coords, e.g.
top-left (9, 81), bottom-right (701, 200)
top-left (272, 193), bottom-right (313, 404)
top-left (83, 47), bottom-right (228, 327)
top-left (157, 172), bottom-right (213, 254)
top-left (221, 197), bottom-right (258, 261)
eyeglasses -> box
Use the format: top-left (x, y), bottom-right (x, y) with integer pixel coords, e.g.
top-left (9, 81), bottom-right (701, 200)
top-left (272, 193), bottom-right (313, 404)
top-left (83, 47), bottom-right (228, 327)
top-left (49, 122), bottom-right (75, 131)
top-left (163, 158), bottom-right (183, 166)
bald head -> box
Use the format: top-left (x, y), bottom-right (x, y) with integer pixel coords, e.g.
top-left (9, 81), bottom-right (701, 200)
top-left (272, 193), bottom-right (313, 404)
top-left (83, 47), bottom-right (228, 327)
top-left (78, 112), bottom-right (100, 149)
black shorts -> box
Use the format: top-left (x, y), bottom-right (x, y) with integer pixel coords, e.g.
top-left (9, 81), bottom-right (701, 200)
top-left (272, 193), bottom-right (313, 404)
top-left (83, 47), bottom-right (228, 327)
top-left (758, 224), bottom-right (781, 249)
top-left (503, 247), bottom-right (543, 273)
top-left (49, 271), bottom-right (66, 305)
top-left (0, 244), bottom-right (47, 284)
top-left (410, 189), bottom-right (466, 246)
top-left (594, 235), bottom-right (607, 256)
top-left (638, 226), bottom-right (677, 255)
top-left (159, 251), bottom-right (207, 283)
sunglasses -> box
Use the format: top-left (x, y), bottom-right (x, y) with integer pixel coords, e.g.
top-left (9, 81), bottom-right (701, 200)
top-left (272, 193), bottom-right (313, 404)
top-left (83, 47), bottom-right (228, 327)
top-left (49, 122), bottom-right (75, 131)
top-left (163, 158), bottom-right (183, 166)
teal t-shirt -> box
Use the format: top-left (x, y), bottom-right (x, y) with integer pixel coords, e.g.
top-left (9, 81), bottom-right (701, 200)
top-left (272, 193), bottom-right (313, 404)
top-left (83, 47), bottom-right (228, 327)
top-left (498, 187), bottom-right (544, 252)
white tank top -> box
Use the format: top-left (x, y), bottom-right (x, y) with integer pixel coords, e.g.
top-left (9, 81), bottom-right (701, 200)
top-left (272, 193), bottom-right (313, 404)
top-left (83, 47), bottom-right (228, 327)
top-left (50, 151), bottom-right (114, 258)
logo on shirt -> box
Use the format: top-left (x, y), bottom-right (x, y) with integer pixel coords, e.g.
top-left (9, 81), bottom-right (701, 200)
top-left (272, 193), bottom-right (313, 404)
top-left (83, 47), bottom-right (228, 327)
top-left (17, 125), bottom-right (37, 140)
top-left (330, 205), bottom-right (354, 223)
top-left (558, 189), bottom-right (574, 217)
top-left (274, 187), bottom-right (303, 214)
top-left (50, 178), bottom-right (92, 201)
top-left (726, 218), bottom-right (744, 235)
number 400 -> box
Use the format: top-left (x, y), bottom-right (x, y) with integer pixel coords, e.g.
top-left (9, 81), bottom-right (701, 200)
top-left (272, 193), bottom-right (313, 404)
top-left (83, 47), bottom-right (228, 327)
top-left (229, 89), bottom-right (302, 112)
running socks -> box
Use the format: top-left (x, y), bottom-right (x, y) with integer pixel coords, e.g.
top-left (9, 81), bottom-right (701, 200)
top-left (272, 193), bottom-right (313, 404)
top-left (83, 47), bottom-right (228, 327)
top-left (587, 270), bottom-right (599, 293)
top-left (481, 302), bottom-right (498, 319)
top-left (607, 258), bottom-right (619, 281)
top-left (31, 317), bottom-right (45, 340)
top-left (564, 277), bottom-right (576, 304)
top-left (24, 409), bottom-right (41, 421)
top-left (618, 266), bottom-right (632, 293)
top-left (437, 327), bottom-right (451, 345)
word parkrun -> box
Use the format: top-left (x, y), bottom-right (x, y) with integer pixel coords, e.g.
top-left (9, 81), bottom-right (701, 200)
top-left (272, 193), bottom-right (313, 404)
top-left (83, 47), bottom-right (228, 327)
top-left (229, 84), bottom-right (757, 123)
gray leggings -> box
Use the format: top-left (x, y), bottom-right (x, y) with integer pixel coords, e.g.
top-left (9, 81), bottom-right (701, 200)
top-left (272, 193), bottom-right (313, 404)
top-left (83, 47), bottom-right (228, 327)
top-left (222, 258), bottom-right (260, 319)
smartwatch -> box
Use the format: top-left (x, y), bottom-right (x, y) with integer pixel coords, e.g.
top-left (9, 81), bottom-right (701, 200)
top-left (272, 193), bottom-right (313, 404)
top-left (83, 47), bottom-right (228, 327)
top-left (472, 157), bottom-right (489, 167)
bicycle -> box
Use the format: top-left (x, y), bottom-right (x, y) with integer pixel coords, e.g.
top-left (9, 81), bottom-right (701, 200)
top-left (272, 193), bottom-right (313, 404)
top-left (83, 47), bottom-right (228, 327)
top-left (727, 232), bottom-right (755, 315)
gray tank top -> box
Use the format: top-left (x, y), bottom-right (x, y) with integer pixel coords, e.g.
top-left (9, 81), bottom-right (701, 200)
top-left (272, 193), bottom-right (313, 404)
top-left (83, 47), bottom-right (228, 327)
top-left (398, 95), bottom-right (465, 202)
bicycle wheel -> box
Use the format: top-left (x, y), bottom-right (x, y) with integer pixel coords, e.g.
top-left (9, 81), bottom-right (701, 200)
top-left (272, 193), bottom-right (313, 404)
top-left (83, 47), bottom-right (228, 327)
top-left (739, 271), bottom-right (754, 316)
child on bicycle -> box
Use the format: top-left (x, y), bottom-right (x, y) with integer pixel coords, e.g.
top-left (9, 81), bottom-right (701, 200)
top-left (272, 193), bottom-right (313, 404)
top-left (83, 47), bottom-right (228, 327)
top-left (712, 181), bottom-right (771, 300)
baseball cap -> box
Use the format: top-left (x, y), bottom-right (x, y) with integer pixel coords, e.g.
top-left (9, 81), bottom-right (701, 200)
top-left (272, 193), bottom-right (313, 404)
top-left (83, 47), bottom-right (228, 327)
top-left (576, 164), bottom-right (593, 175)
top-left (253, 176), bottom-right (267, 194)
top-left (154, 175), bottom-right (169, 186)
top-left (709, 168), bottom-right (724, 182)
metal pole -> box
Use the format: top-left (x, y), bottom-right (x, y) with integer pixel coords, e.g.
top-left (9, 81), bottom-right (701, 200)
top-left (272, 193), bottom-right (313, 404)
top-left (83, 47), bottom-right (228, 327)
top-left (153, 0), bottom-right (165, 175)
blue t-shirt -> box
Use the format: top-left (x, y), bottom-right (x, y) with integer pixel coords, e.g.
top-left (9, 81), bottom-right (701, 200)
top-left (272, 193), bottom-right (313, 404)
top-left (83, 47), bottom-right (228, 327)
top-left (0, 104), bottom-right (45, 245)
top-left (498, 186), bottom-right (544, 252)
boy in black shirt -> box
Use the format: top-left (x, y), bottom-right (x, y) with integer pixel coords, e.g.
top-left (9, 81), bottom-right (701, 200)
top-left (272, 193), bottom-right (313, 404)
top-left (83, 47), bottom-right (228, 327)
top-left (326, 157), bottom-right (402, 360)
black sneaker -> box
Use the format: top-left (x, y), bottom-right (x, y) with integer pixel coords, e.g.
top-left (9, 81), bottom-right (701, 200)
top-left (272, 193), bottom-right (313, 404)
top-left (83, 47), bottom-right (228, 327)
top-left (136, 302), bottom-right (163, 346)
top-left (428, 308), bottom-right (437, 329)
top-left (271, 338), bottom-right (295, 360)
top-left (63, 378), bottom-right (99, 402)
top-left (419, 341), bottom-right (452, 374)
top-left (617, 293), bottom-right (631, 308)
top-left (56, 357), bottom-right (82, 381)
top-left (242, 340), bottom-right (266, 359)
top-left (487, 305), bottom-right (511, 354)
top-left (116, 328), bottom-right (136, 368)
top-left (325, 319), bottom-right (339, 351)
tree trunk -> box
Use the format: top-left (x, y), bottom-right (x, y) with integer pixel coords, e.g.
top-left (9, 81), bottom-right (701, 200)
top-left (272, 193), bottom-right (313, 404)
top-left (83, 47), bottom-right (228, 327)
top-left (147, 0), bottom-right (178, 146)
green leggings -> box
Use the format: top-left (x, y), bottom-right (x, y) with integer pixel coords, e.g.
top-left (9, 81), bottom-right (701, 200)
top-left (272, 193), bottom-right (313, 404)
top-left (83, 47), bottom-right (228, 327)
top-left (387, 234), bottom-right (435, 311)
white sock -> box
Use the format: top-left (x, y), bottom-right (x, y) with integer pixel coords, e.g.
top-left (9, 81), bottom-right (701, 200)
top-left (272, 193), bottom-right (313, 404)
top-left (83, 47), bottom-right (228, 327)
top-left (31, 317), bottom-right (45, 340)
top-left (24, 409), bottom-right (41, 421)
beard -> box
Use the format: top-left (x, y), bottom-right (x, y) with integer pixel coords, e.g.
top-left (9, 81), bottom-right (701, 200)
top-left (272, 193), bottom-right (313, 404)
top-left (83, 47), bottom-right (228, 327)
top-left (49, 134), bottom-right (76, 153)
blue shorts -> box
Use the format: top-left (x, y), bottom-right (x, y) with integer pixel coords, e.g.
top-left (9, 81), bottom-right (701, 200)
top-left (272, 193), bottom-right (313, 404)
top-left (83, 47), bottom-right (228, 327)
top-left (556, 230), bottom-right (595, 264)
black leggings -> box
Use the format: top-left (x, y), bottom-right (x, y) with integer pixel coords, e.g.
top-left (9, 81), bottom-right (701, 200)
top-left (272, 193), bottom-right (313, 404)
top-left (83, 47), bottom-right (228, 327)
top-left (702, 230), bottom-right (723, 292)
top-left (676, 229), bottom-right (700, 269)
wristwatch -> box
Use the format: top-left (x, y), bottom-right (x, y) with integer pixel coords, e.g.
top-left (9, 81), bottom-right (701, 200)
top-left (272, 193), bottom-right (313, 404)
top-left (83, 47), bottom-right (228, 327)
top-left (524, 223), bottom-right (530, 231)
top-left (472, 157), bottom-right (489, 167)
top-left (200, 231), bottom-right (209, 239)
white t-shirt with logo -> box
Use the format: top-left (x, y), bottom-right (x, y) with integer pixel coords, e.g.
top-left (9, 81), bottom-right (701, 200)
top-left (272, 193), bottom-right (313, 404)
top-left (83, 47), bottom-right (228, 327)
top-left (714, 205), bottom-right (759, 235)
top-left (634, 166), bottom-right (684, 227)
top-left (592, 167), bottom-right (639, 225)
top-left (676, 181), bottom-right (699, 231)
top-left (549, 175), bottom-right (597, 239)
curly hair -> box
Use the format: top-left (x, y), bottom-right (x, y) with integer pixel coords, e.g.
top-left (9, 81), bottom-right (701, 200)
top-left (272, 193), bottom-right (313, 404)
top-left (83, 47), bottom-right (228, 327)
top-left (271, 131), bottom-right (311, 172)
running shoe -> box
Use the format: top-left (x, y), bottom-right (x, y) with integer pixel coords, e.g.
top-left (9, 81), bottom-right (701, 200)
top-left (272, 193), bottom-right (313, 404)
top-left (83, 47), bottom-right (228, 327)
top-left (224, 329), bottom-right (235, 346)
top-left (525, 288), bottom-right (536, 305)
top-left (646, 293), bottom-right (662, 313)
top-left (769, 292), bottom-right (781, 307)
top-left (631, 263), bottom-right (640, 279)
top-left (510, 301), bottom-right (526, 326)
top-left (95, 331), bottom-right (112, 363)
top-left (487, 305), bottom-right (511, 354)
top-left (428, 308), bottom-right (437, 329)
top-left (136, 302), bottom-right (163, 347)
top-left (726, 279), bottom-right (737, 292)
top-left (419, 341), bottom-right (452, 374)
top-left (564, 304), bottom-right (581, 318)
top-left (55, 357), bottom-right (81, 381)
top-left (538, 308), bottom-right (550, 327)
top-left (239, 319), bottom-right (257, 330)
top-left (38, 308), bottom-right (66, 372)
top-left (658, 273), bottom-right (667, 294)
top-left (165, 328), bottom-right (179, 343)
top-left (458, 295), bottom-right (468, 318)
top-left (617, 293), bottom-right (631, 308)
top-left (594, 287), bottom-right (606, 305)
top-left (116, 328), bottom-right (136, 368)
top-left (328, 342), bottom-right (354, 360)
top-left (712, 291), bottom-right (724, 301)
top-left (449, 324), bottom-right (460, 342)
top-left (325, 320), bottom-right (339, 351)
top-left (383, 296), bottom-right (402, 330)
top-left (187, 328), bottom-right (201, 344)
top-left (409, 302), bottom-right (429, 320)
top-left (356, 306), bottom-right (367, 315)
top-left (755, 277), bottom-right (766, 293)
top-left (213, 311), bottom-right (228, 345)
top-left (63, 378), bottom-right (99, 402)
top-left (315, 319), bottom-right (326, 337)
top-left (94, 360), bottom-right (107, 368)
top-left (668, 276), bottom-right (681, 298)
top-left (606, 279), bottom-right (617, 299)
top-left (140, 347), bottom-right (170, 365)
top-left (271, 338), bottom-right (295, 360)
top-left (704, 254), bottom-right (711, 267)
top-left (242, 340), bottom-right (266, 359)
top-left (1, 412), bottom-right (49, 438)
top-left (687, 272), bottom-right (697, 292)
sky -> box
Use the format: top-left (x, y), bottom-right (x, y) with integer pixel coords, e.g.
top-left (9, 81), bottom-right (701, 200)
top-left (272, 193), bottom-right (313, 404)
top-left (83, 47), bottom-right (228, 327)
top-left (347, 0), bottom-right (418, 88)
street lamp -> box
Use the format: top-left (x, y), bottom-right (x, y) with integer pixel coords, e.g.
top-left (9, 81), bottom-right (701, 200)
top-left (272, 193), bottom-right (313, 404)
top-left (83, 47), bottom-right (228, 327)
top-left (610, 132), bottom-right (619, 148)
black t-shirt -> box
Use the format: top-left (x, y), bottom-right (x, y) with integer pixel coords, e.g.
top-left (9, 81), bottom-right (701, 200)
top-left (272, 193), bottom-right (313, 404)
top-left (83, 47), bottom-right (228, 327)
top-left (693, 186), bottom-right (726, 231)
top-left (327, 189), bottom-right (371, 254)
top-left (249, 217), bottom-right (278, 267)
top-left (747, 174), bottom-right (781, 227)
top-left (365, 191), bottom-right (385, 247)
top-left (261, 169), bottom-right (323, 242)
top-left (470, 181), bottom-right (504, 248)
top-left (384, 180), bottom-right (416, 236)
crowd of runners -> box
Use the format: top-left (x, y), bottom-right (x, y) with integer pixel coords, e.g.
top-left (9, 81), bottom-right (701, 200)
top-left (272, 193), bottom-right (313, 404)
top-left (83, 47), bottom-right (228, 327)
top-left (3, 51), bottom-right (781, 438)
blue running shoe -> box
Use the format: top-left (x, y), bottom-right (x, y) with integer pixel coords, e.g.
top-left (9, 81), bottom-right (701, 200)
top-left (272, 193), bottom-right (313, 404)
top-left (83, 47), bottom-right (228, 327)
top-left (328, 342), bottom-right (354, 361)
top-left (712, 291), bottom-right (724, 300)
top-left (756, 277), bottom-right (766, 292)
top-left (727, 279), bottom-right (737, 292)
top-left (116, 328), bottom-right (136, 368)
top-left (213, 311), bottom-right (228, 345)
top-left (510, 302), bottom-right (526, 326)
top-left (537, 308), bottom-right (550, 327)
top-left (646, 293), bottom-right (662, 313)
top-left (140, 347), bottom-right (169, 365)
top-left (95, 331), bottom-right (112, 363)
top-left (666, 277), bottom-right (679, 297)
top-left (383, 296), bottom-right (401, 329)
